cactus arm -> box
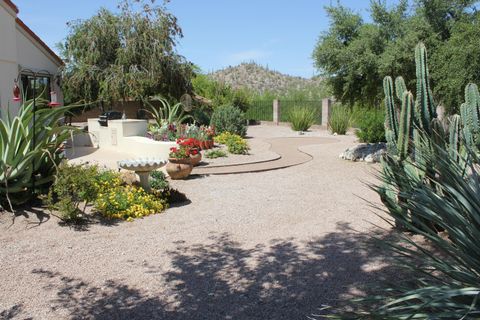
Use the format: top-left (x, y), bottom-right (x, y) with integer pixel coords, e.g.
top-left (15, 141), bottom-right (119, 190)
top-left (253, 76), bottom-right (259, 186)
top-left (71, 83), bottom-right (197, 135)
top-left (398, 91), bottom-right (414, 160)
top-left (386, 129), bottom-right (398, 155)
top-left (431, 118), bottom-right (446, 148)
top-left (384, 76), bottom-right (399, 140)
top-left (395, 77), bottom-right (407, 101)
top-left (466, 84), bottom-right (480, 146)
top-left (449, 115), bottom-right (461, 162)
top-left (415, 43), bottom-right (436, 133)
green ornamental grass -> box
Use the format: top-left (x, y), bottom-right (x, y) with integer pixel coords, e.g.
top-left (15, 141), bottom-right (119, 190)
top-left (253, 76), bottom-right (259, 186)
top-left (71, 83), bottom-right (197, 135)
top-left (288, 107), bottom-right (317, 131)
top-left (328, 105), bottom-right (351, 135)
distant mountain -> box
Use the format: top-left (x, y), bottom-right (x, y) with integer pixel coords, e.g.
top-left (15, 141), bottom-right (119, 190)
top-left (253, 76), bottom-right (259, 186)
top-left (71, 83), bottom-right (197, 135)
top-left (208, 62), bottom-right (323, 96)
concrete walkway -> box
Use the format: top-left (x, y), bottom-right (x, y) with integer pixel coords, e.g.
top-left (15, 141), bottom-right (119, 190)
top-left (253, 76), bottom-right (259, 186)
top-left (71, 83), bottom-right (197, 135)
top-left (194, 137), bottom-right (339, 175)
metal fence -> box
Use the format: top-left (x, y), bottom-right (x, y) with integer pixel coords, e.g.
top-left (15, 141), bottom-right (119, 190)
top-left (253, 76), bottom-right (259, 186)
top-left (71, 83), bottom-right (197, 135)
top-left (245, 100), bottom-right (273, 122)
top-left (246, 100), bottom-right (323, 124)
top-left (280, 100), bottom-right (322, 124)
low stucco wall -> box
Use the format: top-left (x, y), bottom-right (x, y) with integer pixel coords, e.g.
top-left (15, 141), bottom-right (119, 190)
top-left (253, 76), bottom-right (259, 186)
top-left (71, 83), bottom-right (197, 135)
top-left (84, 118), bottom-right (175, 160)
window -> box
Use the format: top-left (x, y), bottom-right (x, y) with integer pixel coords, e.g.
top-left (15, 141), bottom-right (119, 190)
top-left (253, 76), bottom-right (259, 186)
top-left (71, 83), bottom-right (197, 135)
top-left (20, 74), bottom-right (52, 102)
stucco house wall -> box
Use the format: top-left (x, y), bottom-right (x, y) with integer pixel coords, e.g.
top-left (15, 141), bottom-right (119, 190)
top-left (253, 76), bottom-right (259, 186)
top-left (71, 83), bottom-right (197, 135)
top-left (0, 0), bottom-right (63, 117)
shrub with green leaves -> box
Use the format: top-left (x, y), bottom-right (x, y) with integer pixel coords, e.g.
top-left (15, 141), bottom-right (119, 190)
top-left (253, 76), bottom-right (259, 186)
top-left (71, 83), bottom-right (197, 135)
top-left (210, 105), bottom-right (247, 137)
top-left (288, 107), bottom-right (316, 131)
top-left (328, 105), bottom-right (351, 135)
top-left (149, 170), bottom-right (169, 191)
top-left (205, 149), bottom-right (228, 159)
top-left (44, 162), bottom-right (99, 222)
top-left (353, 108), bottom-right (386, 143)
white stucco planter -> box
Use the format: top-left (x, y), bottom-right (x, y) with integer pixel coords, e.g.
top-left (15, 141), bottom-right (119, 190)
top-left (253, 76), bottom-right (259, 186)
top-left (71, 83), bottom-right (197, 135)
top-left (85, 118), bottom-right (177, 160)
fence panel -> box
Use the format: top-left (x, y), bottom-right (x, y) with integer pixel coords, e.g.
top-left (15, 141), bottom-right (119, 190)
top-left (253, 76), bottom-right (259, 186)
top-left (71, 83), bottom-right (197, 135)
top-left (246, 100), bottom-right (323, 124)
top-left (245, 100), bottom-right (273, 121)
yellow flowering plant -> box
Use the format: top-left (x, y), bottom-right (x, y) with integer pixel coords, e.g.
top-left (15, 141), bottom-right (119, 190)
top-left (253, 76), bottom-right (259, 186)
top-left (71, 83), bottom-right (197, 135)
top-left (95, 185), bottom-right (167, 221)
top-left (214, 132), bottom-right (249, 154)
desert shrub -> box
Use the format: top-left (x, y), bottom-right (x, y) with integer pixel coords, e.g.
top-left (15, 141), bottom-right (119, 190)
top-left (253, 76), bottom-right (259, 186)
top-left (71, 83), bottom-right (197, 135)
top-left (150, 170), bottom-right (169, 190)
top-left (205, 149), bottom-right (228, 159)
top-left (328, 105), bottom-right (351, 135)
top-left (191, 107), bottom-right (211, 126)
top-left (214, 132), bottom-right (234, 145)
top-left (46, 163), bottom-right (171, 223)
top-left (227, 136), bottom-right (249, 154)
top-left (210, 105), bottom-right (247, 137)
top-left (214, 132), bottom-right (249, 155)
top-left (288, 107), bottom-right (316, 131)
top-left (354, 108), bottom-right (386, 143)
top-left (95, 185), bottom-right (166, 221)
top-left (44, 162), bottom-right (99, 222)
top-left (94, 169), bottom-right (122, 192)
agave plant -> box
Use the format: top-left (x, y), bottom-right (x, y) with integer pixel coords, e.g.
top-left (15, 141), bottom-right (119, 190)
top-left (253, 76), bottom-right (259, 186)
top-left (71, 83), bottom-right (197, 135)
top-left (144, 95), bottom-right (192, 127)
top-left (344, 142), bottom-right (480, 319)
top-left (0, 99), bottom-right (79, 209)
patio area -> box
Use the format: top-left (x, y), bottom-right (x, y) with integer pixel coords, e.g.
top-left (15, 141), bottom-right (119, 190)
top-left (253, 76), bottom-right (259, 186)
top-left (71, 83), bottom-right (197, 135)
top-left (0, 125), bottom-right (393, 319)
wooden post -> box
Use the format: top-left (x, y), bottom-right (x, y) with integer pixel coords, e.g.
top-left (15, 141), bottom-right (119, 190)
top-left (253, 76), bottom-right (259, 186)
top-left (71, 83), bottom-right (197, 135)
top-left (322, 98), bottom-right (332, 127)
top-left (273, 99), bottom-right (281, 125)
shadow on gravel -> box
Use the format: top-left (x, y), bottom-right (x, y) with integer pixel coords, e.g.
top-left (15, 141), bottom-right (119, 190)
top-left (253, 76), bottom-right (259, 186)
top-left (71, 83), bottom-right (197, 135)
top-left (29, 222), bottom-right (400, 320)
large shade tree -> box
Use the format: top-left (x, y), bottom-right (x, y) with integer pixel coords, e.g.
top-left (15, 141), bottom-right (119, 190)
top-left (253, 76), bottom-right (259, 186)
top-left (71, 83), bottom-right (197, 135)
top-left (59, 0), bottom-right (194, 105)
top-left (313, 0), bottom-right (479, 111)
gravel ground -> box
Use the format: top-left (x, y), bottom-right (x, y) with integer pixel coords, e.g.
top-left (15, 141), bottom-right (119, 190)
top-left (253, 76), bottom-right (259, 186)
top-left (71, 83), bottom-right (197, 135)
top-left (197, 138), bottom-right (279, 168)
top-left (0, 125), bottom-right (394, 320)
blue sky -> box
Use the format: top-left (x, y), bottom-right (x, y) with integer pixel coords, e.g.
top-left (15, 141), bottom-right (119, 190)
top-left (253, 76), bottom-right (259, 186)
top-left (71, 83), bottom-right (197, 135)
top-left (14, 0), bottom-right (379, 78)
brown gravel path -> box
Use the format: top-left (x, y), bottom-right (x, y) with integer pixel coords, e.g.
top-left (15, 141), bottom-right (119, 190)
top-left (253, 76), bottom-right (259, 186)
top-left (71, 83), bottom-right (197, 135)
top-left (0, 126), bottom-right (394, 320)
top-left (194, 137), bottom-right (338, 175)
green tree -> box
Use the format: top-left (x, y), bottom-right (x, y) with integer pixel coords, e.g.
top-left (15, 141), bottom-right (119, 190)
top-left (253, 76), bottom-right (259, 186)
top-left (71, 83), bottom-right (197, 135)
top-left (430, 7), bottom-right (480, 111)
top-left (312, 0), bottom-right (479, 110)
top-left (59, 0), bottom-right (194, 105)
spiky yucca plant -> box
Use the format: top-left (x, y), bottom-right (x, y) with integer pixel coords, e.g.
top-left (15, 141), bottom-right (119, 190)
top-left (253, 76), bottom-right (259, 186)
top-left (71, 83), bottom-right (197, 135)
top-left (288, 107), bottom-right (317, 131)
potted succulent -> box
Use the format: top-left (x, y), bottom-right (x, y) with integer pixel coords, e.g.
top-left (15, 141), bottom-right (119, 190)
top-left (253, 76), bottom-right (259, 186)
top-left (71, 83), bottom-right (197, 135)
top-left (166, 145), bottom-right (193, 179)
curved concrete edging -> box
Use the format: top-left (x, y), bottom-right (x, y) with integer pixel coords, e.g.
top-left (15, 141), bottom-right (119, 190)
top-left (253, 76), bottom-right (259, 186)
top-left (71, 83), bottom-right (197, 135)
top-left (193, 137), bottom-right (339, 175)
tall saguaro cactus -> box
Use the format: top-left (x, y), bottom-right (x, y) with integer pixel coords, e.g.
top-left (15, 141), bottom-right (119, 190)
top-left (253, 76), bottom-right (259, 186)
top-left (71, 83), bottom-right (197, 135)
top-left (397, 92), bottom-right (414, 159)
top-left (460, 83), bottom-right (480, 153)
top-left (414, 43), bottom-right (436, 133)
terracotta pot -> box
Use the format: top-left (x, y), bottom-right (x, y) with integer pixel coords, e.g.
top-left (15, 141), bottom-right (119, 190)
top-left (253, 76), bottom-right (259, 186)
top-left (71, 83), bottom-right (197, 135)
top-left (166, 158), bottom-right (193, 180)
top-left (190, 152), bottom-right (202, 166)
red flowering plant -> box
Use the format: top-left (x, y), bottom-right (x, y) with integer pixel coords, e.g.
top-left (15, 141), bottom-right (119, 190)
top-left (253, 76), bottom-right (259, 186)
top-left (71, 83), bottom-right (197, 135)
top-left (170, 138), bottom-right (200, 159)
top-left (177, 138), bottom-right (199, 149)
top-left (169, 146), bottom-right (190, 159)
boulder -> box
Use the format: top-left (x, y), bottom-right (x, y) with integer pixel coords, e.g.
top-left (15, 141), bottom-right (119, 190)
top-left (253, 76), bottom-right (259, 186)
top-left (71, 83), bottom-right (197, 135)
top-left (340, 143), bottom-right (386, 163)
